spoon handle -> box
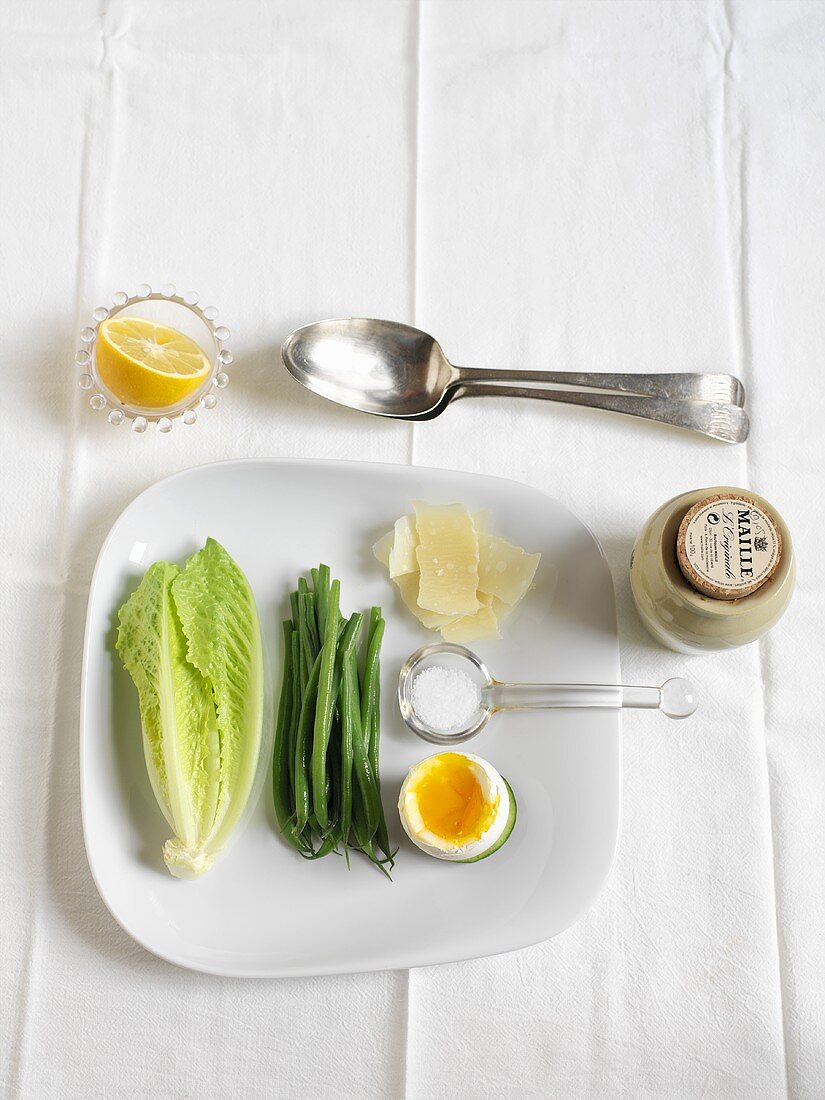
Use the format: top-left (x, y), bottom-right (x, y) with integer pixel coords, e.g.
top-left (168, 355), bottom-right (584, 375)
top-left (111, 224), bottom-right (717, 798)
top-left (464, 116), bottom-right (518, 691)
top-left (456, 367), bottom-right (745, 406)
top-left (489, 678), bottom-right (696, 720)
top-left (451, 383), bottom-right (749, 444)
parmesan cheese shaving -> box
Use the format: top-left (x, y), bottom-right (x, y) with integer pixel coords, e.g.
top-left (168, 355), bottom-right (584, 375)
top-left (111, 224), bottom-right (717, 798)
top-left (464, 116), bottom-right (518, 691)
top-left (414, 501), bottom-right (480, 617)
top-left (441, 595), bottom-right (500, 643)
top-left (375, 502), bottom-right (541, 643)
top-left (477, 533), bottom-right (541, 607)
top-left (372, 530), bottom-right (394, 569)
top-left (388, 514), bottom-right (419, 577)
top-left (393, 573), bottom-right (460, 630)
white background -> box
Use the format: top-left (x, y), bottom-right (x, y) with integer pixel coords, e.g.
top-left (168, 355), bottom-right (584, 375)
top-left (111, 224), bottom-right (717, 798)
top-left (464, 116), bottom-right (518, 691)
top-left (2, 1), bottom-right (823, 1097)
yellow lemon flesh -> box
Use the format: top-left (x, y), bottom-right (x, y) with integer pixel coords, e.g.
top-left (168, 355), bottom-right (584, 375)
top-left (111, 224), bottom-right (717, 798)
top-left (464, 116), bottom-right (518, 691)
top-left (96, 318), bottom-right (211, 410)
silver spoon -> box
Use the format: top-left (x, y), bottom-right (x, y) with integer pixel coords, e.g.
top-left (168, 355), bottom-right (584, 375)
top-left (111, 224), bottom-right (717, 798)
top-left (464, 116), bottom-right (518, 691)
top-left (281, 317), bottom-right (749, 443)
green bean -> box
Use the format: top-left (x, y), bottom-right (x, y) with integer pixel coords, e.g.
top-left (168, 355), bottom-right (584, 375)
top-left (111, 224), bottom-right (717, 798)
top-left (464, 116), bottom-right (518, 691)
top-left (273, 621), bottom-right (301, 845)
top-left (348, 646), bottom-right (381, 841)
top-left (273, 575), bottom-right (393, 874)
top-left (296, 579), bottom-right (311, 637)
top-left (361, 610), bottom-right (384, 758)
top-left (325, 714), bottom-right (342, 844)
top-left (311, 578), bottom-right (341, 829)
top-left (314, 564), bottom-right (331, 639)
top-left (299, 831), bottom-right (338, 861)
top-left (298, 589), bottom-right (318, 665)
top-left (316, 617), bottom-right (356, 838)
top-left (307, 596), bottom-right (320, 654)
top-left (335, 614), bottom-right (363, 677)
top-left (291, 593), bottom-right (309, 698)
top-left (337, 614), bottom-right (363, 857)
top-left (293, 651), bottom-right (322, 832)
top-left (347, 797), bottom-right (394, 878)
top-left (350, 616), bottom-right (380, 854)
top-left (297, 822), bottom-right (316, 855)
top-left (372, 731), bottom-right (395, 863)
top-left (365, 613), bottom-right (395, 863)
top-left (358, 837), bottom-right (395, 879)
top-left (349, 789), bottom-right (370, 849)
top-left (287, 632), bottom-right (301, 804)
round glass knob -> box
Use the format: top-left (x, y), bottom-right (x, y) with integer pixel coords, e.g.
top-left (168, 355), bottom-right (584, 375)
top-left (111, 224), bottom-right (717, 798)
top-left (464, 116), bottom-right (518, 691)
top-left (660, 678), bottom-right (698, 719)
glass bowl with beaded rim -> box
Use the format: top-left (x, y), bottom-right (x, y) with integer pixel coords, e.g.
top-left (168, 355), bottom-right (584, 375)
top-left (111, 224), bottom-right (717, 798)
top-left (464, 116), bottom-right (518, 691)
top-left (74, 284), bottom-right (233, 434)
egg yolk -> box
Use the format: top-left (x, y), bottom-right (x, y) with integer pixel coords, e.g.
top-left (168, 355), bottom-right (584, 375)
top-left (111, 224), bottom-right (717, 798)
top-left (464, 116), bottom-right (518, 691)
top-left (413, 754), bottom-right (498, 844)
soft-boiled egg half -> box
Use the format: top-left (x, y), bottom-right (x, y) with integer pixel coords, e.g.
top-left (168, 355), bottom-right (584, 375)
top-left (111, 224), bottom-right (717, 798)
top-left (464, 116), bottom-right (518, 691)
top-left (398, 752), bottom-right (517, 862)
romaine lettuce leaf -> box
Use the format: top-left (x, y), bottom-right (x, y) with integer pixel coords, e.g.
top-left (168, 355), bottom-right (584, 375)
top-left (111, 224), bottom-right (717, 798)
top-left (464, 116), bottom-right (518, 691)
top-left (170, 537), bottom-right (264, 858)
top-left (116, 539), bottom-right (263, 878)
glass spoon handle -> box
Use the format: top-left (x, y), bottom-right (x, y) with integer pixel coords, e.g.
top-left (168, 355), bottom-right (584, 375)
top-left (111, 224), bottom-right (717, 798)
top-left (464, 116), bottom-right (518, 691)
top-left (488, 678), bottom-right (697, 720)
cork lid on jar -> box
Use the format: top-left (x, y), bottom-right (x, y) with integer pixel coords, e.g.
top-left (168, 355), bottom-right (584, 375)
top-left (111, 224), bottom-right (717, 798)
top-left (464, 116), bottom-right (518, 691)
top-left (676, 493), bottom-right (782, 601)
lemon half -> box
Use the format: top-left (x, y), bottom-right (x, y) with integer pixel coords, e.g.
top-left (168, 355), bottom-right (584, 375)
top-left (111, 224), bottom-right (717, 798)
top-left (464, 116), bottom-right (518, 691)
top-left (96, 317), bottom-right (211, 409)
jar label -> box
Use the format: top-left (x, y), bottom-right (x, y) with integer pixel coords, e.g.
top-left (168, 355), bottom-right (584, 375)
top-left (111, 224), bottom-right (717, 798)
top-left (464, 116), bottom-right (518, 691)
top-left (677, 494), bottom-right (782, 600)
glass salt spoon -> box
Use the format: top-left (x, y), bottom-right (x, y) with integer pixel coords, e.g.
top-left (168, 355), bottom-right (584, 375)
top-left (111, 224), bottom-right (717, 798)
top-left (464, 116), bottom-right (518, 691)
top-left (398, 643), bottom-right (697, 746)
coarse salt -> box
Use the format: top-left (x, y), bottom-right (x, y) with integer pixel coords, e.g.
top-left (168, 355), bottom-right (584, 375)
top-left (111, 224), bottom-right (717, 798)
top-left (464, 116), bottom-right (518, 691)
top-left (411, 664), bottom-right (481, 732)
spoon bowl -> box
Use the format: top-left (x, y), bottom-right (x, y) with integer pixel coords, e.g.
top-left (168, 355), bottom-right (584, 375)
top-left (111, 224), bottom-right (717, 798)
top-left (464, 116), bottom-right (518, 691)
top-left (398, 643), bottom-right (494, 746)
top-left (282, 318), bottom-right (454, 419)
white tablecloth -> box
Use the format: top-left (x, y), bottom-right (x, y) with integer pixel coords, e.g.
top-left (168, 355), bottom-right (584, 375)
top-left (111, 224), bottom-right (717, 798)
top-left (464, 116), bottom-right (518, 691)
top-left (2, 1), bottom-right (823, 1096)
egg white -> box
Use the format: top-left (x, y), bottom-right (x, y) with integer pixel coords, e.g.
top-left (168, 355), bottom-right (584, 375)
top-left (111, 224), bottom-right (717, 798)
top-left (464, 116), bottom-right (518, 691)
top-left (398, 752), bottom-right (511, 861)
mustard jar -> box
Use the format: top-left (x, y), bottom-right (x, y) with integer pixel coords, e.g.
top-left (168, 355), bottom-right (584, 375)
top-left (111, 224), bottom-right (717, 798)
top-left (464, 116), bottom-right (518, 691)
top-left (630, 487), bottom-right (795, 653)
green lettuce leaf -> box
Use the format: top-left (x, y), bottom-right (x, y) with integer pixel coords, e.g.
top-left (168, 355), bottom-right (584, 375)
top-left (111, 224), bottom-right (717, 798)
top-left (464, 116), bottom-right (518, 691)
top-left (116, 539), bottom-right (263, 879)
top-left (170, 537), bottom-right (264, 858)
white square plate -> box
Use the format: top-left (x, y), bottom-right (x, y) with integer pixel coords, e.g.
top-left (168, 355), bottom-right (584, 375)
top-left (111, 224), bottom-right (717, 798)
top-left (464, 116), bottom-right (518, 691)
top-left (81, 459), bottom-right (620, 976)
